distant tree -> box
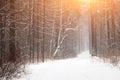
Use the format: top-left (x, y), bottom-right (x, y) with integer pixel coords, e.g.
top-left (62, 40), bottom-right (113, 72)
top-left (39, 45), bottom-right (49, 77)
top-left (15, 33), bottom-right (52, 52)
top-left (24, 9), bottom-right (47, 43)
top-left (9, 0), bottom-right (16, 62)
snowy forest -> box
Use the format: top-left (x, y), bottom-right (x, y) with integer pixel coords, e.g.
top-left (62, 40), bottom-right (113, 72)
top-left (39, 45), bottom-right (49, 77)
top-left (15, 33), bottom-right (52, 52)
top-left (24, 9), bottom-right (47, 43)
top-left (0, 0), bottom-right (120, 80)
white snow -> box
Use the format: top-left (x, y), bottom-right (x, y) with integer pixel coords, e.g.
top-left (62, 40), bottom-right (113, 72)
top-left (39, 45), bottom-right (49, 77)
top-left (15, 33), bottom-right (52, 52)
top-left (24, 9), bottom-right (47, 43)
top-left (17, 51), bottom-right (120, 80)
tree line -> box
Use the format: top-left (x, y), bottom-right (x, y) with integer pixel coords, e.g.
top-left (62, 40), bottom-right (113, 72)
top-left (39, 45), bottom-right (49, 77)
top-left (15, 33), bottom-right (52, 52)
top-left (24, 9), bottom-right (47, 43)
top-left (0, 0), bottom-right (82, 79)
top-left (0, 0), bottom-right (81, 65)
top-left (89, 0), bottom-right (120, 64)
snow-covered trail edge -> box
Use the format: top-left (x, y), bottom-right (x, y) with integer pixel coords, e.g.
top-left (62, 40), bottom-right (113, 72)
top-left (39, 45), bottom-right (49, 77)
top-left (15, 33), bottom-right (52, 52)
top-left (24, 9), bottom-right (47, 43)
top-left (17, 51), bottom-right (120, 80)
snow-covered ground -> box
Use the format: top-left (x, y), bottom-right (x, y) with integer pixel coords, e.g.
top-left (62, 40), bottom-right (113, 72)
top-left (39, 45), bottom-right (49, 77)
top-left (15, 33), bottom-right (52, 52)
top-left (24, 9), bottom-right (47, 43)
top-left (17, 51), bottom-right (120, 80)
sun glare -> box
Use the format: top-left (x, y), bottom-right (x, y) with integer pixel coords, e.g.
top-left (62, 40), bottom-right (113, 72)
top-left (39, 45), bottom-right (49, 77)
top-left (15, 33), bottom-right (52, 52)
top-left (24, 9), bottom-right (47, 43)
top-left (84, 0), bottom-right (91, 2)
top-left (80, 0), bottom-right (91, 3)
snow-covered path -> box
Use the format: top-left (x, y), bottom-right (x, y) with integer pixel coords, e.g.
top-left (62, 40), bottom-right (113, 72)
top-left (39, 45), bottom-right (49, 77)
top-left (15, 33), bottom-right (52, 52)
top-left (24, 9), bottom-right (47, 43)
top-left (18, 51), bottom-right (120, 80)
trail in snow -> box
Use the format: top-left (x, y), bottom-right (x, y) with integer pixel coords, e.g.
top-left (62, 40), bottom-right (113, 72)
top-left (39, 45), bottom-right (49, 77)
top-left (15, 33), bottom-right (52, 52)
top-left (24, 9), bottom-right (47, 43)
top-left (17, 51), bottom-right (120, 80)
